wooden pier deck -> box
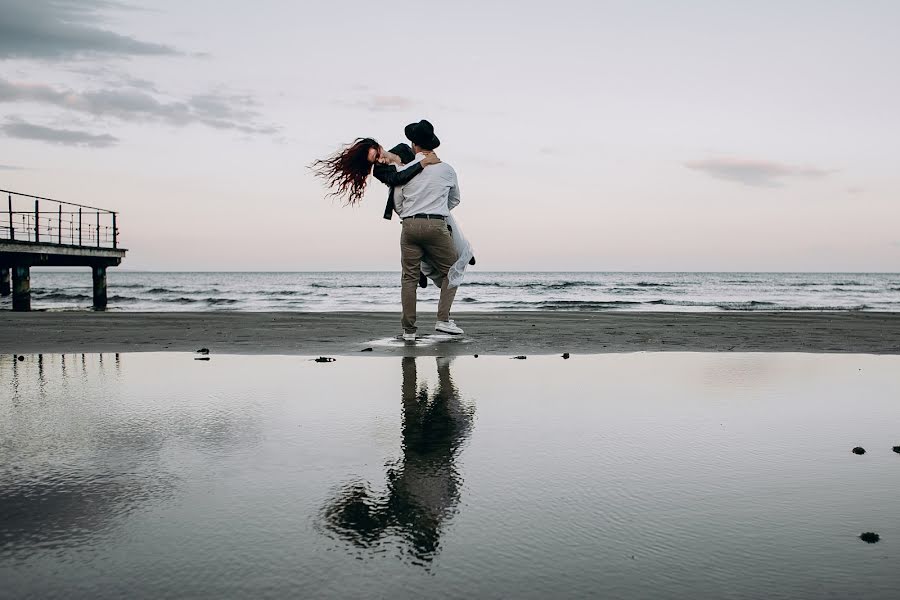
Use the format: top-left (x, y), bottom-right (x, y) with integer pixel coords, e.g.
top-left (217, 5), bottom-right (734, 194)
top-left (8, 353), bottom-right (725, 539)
top-left (0, 189), bottom-right (126, 311)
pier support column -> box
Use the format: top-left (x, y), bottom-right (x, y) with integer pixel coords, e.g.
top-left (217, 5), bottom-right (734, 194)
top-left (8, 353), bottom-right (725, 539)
top-left (12, 266), bottom-right (30, 311)
top-left (92, 265), bottom-right (107, 310)
top-left (0, 267), bottom-right (9, 297)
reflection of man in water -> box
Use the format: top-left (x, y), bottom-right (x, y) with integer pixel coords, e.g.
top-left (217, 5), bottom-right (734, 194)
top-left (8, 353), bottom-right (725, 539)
top-left (320, 357), bottom-right (474, 562)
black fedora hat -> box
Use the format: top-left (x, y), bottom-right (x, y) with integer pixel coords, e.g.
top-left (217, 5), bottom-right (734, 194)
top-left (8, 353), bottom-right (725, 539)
top-left (404, 119), bottom-right (440, 150)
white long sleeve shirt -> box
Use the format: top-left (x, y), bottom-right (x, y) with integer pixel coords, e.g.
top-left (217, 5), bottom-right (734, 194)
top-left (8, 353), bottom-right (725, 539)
top-left (394, 153), bottom-right (460, 218)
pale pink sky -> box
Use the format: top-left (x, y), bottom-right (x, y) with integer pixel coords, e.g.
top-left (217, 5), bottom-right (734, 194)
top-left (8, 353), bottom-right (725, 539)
top-left (1, 0), bottom-right (898, 271)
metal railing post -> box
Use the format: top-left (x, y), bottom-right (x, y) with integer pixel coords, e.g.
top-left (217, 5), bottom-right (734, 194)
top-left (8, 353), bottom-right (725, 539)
top-left (34, 199), bottom-right (39, 243)
top-left (112, 212), bottom-right (117, 248)
top-left (96, 211), bottom-right (100, 247)
top-left (58, 205), bottom-right (62, 244)
top-left (78, 207), bottom-right (82, 246)
top-left (7, 194), bottom-right (12, 240)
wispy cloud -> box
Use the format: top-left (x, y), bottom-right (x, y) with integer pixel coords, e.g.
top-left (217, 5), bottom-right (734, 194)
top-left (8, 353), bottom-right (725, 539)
top-left (0, 77), bottom-right (277, 135)
top-left (1, 118), bottom-right (118, 147)
top-left (0, 164), bottom-right (26, 170)
top-left (684, 157), bottom-right (835, 187)
top-left (0, 0), bottom-right (177, 59)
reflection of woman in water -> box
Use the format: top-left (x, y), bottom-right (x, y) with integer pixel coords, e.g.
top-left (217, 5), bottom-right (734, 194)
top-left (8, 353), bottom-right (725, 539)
top-left (319, 357), bottom-right (474, 562)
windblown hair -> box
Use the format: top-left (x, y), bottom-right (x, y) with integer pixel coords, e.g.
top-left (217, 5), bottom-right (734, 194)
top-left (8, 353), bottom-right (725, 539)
top-left (310, 137), bottom-right (380, 205)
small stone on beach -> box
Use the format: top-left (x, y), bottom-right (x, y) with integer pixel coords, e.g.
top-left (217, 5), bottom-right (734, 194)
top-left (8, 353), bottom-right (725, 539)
top-left (360, 347), bottom-right (373, 352)
top-left (513, 355), bottom-right (527, 360)
top-left (194, 356), bottom-right (210, 361)
top-left (314, 357), bottom-right (336, 363)
top-left (892, 446), bottom-right (900, 454)
top-left (859, 532), bottom-right (880, 544)
top-left (473, 354), bottom-right (479, 358)
top-left (196, 348), bottom-right (210, 354)
top-left (852, 447), bottom-right (866, 455)
top-left (562, 353), bottom-right (570, 359)
top-left (17, 355), bottom-right (24, 361)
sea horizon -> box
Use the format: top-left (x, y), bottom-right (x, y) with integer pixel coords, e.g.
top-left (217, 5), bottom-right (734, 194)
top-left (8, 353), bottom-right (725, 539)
top-left (7, 271), bottom-right (899, 313)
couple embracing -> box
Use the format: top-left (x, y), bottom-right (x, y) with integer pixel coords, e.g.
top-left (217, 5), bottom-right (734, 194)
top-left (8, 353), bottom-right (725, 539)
top-left (313, 120), bottom-right (473, 341)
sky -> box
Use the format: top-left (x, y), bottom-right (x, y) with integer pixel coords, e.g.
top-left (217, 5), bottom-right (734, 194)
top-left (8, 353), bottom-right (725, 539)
top-left (0, 0), bottom-right (898, 272)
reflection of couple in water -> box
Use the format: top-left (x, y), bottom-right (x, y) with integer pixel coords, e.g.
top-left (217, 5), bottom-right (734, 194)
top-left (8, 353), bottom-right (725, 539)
top-left (319, 357), bottom-right (474, 563)
top-left (313, 120), bottom-right (474, 342)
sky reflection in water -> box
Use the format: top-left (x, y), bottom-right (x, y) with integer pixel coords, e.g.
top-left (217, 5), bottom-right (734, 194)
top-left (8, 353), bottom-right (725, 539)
top-left (1, 352), bottom-right (900, 599)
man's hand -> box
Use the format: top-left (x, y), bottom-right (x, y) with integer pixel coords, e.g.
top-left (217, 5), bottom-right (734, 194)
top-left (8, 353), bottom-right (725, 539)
top-left (420, 151), bottom-right (441, 167)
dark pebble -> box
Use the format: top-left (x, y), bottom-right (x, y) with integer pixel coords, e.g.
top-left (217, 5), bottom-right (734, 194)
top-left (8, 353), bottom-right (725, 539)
top-left (196, 348), bottom-right (210, 354)
top-left (859, 532), bottom-right (880, 544)
top-left (513, 356), bottom-right (527, 360)
top-left (473, 354), bottom-right (479, 358)
top-left (360, 347), bottom-right (373, 352)
top-left (892, 446), bottom-right (900, 454)
top-left (562, 353), bottom-right (570, 359)
top-left (17, 355), bottom-right (25, 361)
top-left (314, 357), bottom-right (336, 363)
top-left (852, 447), bottom-right (866, 455)
top-left (194, 357), bottom-right (210, 361)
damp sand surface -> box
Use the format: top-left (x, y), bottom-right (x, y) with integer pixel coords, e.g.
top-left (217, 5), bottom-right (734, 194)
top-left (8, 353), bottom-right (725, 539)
top-left (3, 311), bottom-right (900, 356)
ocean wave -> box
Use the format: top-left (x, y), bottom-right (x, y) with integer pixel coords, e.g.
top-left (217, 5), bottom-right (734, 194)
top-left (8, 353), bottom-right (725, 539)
top-left (635, 282), bottom-right (673, 287)
top-left (260, 290), bottom-right (300, 296)
top-left (310, 283), bottom-right (386, 289)
top-left (147, 287), bottom-right (171, 294)
top-left (496, 300), bottom-right (643, 310)
top-left (34, 292), bottom-right (92, 301)
top-left (206, 298), bottom-right (239, 305)
top-left (649, 299), bottom-right (777, 309)
top-left (165, 297), bottom-right (198, 304)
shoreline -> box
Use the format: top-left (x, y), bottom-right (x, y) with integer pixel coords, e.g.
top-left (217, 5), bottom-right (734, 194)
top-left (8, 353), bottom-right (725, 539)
top-left (4, 311), bottom-right (900, 356)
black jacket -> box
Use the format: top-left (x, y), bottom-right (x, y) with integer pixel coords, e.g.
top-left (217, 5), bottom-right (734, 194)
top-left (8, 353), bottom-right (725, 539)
top-left (372, 143), bottom-right (423, 220)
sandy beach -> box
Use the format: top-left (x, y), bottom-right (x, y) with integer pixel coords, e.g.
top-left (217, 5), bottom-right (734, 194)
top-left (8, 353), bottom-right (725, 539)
top-left (4, 311), bottom-right (900, 356)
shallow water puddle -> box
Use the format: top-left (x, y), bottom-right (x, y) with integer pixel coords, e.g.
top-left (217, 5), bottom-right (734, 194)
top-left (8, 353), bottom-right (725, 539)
top-left (366, 332), bottom-right (475, 348)
top-left (2, 352), bottom-right (899, 599)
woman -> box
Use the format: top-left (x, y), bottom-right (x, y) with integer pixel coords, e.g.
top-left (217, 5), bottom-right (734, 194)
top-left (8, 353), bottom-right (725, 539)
top-left (311, 138), bottom-right (475, 289)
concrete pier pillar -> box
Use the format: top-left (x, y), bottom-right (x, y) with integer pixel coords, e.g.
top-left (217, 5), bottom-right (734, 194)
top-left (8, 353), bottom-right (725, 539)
top-left (12, 266), bottom-right (30, 311)
top-left (0, 267), bottom-right (9, 297)
top-left (92, 265), bottom-right (107, 310)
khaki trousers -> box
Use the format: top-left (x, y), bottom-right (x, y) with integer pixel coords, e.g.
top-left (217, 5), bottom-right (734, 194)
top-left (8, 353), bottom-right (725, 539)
top-left (400, 218), bottom-right (458, 333)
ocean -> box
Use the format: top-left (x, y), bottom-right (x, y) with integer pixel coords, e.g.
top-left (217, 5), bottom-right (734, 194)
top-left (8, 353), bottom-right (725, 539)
top-left (7, 271), bottom-right (900, 312)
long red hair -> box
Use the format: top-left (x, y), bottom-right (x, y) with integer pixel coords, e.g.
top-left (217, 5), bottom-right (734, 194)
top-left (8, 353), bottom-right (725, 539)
top-left (310, 137), bottom-right (380, 205)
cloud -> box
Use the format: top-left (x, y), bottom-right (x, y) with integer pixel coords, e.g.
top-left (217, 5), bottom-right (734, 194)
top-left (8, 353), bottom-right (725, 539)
top-left (0, 164), bottom-right (26, 170)
top-left (0, 77), bottom-right (277, 135)
top-left (0, 0), bottom-right (177, 59)
top-left (1, 118), bottom-right (118, 147)
top-left (684, 157), bottom-right (835, 187)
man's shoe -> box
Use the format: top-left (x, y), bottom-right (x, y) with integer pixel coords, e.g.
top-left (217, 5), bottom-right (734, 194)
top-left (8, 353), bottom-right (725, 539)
top-left (435, 320), bottom-right (464, 335)
top-left (402, 332), bottom-right (417, 341)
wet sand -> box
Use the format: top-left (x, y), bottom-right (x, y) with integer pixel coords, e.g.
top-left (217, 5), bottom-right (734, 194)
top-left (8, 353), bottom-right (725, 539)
top-left (3, 311), bottom-right (900, 356)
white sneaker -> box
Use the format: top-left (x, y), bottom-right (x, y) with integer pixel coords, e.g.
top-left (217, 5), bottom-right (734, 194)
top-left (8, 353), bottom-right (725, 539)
top-left (402, 332), bottom-right (417, 341)
top-left (435, 320), bottom-right (464, 335)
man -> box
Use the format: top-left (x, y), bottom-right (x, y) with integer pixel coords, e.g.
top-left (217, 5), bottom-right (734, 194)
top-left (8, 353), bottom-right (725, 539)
top-left (394, 119), bottom-right (462, 341)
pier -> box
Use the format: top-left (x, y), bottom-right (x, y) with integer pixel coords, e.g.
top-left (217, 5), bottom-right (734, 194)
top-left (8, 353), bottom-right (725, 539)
top-left (0, 189), bottom-right (126, 311)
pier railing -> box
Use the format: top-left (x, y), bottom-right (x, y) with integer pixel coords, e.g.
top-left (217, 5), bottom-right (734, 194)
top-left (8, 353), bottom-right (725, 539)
top-left (0, 188), bottom-right (119, 249)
